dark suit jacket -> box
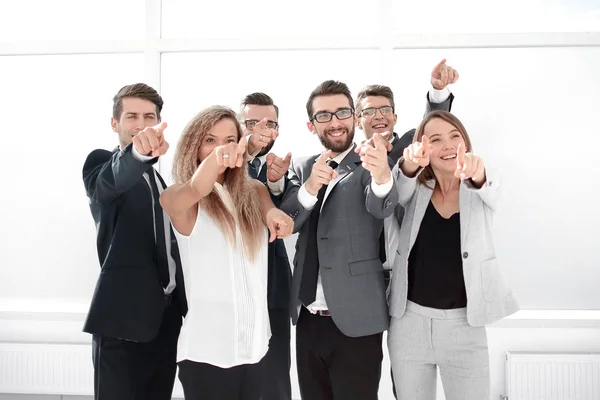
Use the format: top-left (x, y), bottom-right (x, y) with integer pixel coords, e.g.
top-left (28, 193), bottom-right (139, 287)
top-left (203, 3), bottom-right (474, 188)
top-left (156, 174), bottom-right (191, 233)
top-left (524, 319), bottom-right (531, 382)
top-left (82, 143), bottom-right (187, 342)
top-left (252, 163), bottom-right (292, 310)
top-left (280, 148), bottom-right (398, 337)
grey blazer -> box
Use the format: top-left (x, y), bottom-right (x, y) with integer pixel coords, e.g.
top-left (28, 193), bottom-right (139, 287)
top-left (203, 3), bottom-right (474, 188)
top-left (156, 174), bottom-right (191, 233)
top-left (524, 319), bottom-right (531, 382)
top-left (387, 163), bottom-right (519, 327)
top-left (279, 147), bottom-right (398, 337)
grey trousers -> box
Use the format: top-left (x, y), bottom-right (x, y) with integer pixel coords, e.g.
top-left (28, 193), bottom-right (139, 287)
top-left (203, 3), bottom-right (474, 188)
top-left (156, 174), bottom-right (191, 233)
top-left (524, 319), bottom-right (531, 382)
top-left (388, 301), bottom-right (490, 400)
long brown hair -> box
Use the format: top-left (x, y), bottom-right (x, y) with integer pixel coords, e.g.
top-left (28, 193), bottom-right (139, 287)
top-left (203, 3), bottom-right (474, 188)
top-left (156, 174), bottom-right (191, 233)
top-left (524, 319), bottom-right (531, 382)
top-left (412, 110), bottom-right (473, 187)
top-left (172, 106), bottom-right (264, 261)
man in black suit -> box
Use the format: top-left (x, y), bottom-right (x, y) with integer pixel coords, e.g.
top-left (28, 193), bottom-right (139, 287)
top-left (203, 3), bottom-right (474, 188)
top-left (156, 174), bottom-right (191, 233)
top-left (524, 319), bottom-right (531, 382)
top-left (238, 92), bottom-right (293, 400)
top-left (82, 83), bottom-right (187, 400)
top-left (354, 59), bottom-right (459, 399)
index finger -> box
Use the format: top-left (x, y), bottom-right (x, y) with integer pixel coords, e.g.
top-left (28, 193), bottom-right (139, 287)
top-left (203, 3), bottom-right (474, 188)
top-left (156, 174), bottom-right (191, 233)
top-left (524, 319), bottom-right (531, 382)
top-left (372, 132), bottom-right (387, 150)
top-left (440, 65), bottom-right (448, 83)
top-left (238, 135), bottom-right (248, 149)
top-left (433, 58), bottom-right (447, 73)
top-left (456, 143), bottom-right (465, 165)
top-left (154, 122), bottom-right (167, 136)
top-left (421, 134), bottom-right (430, 150)
top-left (268, 226), bottom-right (277, 243)
top-left (317, 150), bottom-right (331, 163)
top-left (255, 118), bottom-right (269, 129)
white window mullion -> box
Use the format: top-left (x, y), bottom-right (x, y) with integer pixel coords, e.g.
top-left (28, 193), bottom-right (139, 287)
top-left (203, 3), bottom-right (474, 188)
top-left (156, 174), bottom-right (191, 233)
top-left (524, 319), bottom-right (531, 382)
top-left (378, 0), bottom-right (395, 85)
top-left (145, 0), bottom-right (164, 172)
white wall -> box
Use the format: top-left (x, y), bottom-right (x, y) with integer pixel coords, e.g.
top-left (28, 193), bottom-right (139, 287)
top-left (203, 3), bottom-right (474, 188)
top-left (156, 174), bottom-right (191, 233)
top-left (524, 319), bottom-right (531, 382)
top-left (1, 0), bottom-right (600, 398)
top-left (2, 302), bottom-right (600, 399)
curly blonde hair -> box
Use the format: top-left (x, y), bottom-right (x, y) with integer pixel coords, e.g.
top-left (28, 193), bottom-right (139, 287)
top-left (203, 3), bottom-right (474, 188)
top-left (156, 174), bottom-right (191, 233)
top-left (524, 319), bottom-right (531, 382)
top-left (172, 106), bottom-right (265, 261)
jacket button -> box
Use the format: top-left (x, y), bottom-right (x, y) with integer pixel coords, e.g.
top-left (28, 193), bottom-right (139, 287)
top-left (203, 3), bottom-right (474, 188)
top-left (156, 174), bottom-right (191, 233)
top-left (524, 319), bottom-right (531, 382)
top-left (463, 252), bottom-right (469, 259)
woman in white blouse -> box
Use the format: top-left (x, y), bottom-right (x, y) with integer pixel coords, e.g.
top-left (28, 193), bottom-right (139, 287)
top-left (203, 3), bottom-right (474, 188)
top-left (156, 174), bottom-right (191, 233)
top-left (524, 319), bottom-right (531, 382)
top-left (160, 106), bottom-right (293, 400)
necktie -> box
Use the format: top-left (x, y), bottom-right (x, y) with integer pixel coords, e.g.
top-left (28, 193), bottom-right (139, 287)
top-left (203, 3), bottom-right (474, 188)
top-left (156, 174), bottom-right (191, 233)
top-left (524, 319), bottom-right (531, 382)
top-left (248, 157), bottom-right (261, 180)
top-left (299, 160), bottom-right (338, 306)
top-left (147, 167), bottom-right (170, 288)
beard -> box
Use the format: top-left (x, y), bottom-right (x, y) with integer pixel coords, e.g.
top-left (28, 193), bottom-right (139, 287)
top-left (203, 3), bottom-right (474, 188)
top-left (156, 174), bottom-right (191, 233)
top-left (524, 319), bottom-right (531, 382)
top-left (317, 125), bottom-right (355, 153)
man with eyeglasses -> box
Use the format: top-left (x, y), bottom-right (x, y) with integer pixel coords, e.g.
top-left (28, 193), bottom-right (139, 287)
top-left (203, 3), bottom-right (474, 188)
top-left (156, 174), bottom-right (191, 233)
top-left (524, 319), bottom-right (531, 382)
top-left (356, 59), bottom-right (457, 162)
top-left (238, 92), bottom-right (293, 400)
top-left (277, 80), bottom-right (398, 400)
top-left (355, 58), bottom-right (458, 399)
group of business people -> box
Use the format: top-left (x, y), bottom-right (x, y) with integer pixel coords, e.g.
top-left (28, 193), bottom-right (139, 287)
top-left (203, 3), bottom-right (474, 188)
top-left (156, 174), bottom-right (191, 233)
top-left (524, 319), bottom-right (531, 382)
top-left (82, 59), bottom-right (519, 400)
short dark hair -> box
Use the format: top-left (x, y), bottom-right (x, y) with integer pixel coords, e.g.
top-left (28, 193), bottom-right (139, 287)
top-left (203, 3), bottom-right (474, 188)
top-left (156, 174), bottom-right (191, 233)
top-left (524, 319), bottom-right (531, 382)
top-left (112, 83), bottom-right (164, 120)
top-left (239, 92), bottom-right (279, 118)
top-left (355, 84), bottom-right (395, 113)
top-left (306, 80), bottom-right (354, 119)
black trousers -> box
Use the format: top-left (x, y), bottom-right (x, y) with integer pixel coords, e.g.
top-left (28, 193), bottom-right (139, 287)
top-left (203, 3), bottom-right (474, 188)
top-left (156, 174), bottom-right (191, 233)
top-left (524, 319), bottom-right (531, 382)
top-left (92, 299), bottom-right (182, 400)
top-left (178, 360), bottom-right (262, 400)
top-left (296, 307), bottom-right (383, 400)
top-left (260, 307), bottom-right (292, 400)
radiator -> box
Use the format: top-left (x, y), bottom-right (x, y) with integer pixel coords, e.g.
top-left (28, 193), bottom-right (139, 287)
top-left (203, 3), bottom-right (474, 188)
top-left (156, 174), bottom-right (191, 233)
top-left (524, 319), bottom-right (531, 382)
top-left (0, 342), bottom-right (184, 397)
top-left (505, 352), bottom-right (600, 400)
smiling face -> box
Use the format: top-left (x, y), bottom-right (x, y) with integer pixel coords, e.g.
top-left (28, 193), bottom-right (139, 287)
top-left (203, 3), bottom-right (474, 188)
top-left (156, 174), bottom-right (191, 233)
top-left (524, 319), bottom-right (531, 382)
top-left (356, 95), bottom-right (397, 139)
top-left (239, 104), bottom-right (278, 156)
top-left (423, 117), bottom-right (469, 175)
top-left (307, 94), bottom-right (356, 155)
top-left (198, 117), bottom-right (240, 174)
top-left (111, 97), bottom-right (159, 149)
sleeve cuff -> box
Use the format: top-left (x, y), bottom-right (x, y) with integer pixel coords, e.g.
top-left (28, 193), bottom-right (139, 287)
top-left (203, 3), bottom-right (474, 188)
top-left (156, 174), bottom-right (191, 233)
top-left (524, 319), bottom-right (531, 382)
top-left (428, 87), bottom-right (451, 104)
top-left (298, 184), bottom-right (319, 210)
top-left (371, 171), bottom-right (394, 198)
top-left (130, 144), bottom-right (156, 162)
top-left (267, 176), bottom-right (285, 195)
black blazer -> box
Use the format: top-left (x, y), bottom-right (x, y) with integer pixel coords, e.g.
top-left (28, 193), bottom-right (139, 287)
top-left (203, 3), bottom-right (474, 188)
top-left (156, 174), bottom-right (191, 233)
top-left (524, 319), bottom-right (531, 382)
top-left (82, 143), bottom-right (187, 342)
top-left (252, 162), bottom-right (292, 310)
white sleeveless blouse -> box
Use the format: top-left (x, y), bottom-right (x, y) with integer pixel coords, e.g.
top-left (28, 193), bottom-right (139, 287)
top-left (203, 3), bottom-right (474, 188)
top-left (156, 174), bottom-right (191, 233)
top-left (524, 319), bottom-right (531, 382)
top-left (173, 183), bottom-right (270, 368)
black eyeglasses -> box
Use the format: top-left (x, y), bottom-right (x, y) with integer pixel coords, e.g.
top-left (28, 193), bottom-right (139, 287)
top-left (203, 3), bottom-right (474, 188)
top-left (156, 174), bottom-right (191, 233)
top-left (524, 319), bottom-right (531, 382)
top-left (358, 106), bottom-right (394, 118)
top-left (311, 108), bottom-right (354, 123)
top-left (241, 119), bottom-right (279, 130)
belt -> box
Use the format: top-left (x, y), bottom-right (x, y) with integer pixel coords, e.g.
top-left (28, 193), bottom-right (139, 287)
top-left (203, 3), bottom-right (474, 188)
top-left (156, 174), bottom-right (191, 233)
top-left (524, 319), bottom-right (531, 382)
top-left (314, 309), bottom-right (331, 317)
top-left (164, 294), bottom-right (172, 307)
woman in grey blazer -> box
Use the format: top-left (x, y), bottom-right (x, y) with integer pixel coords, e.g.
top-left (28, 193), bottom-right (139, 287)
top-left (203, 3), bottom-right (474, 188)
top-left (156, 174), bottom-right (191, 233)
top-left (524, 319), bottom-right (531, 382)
top-left (386, 110), bottom-right (519, 400)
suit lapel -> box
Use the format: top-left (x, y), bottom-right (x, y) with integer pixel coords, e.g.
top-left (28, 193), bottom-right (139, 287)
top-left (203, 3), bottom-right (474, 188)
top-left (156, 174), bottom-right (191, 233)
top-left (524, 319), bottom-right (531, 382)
top-left (321, 149), bottom-right (361, 211)
top-left (459, 184), bottom-right (472, 246)
top-left (409, 182), bottom-right (433, 250)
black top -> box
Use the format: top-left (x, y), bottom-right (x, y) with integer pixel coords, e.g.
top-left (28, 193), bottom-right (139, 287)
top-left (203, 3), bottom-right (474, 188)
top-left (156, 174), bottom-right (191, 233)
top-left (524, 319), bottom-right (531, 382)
top-left (407, 201), bottom-right (467, 309)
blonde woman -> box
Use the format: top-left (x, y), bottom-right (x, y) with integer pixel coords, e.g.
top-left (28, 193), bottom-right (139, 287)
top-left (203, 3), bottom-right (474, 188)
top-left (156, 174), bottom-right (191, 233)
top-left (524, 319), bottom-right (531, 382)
top-left (386, 110), bottom-right (519, 399)
top-left (160, 106), bottom-right (293, 400)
